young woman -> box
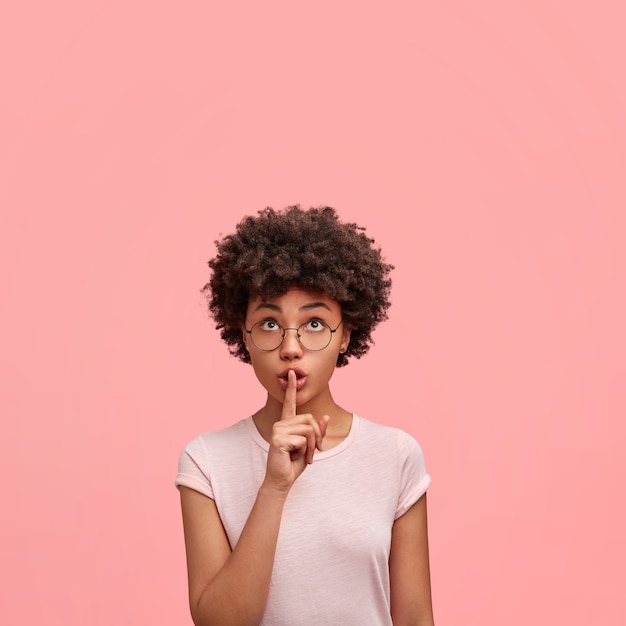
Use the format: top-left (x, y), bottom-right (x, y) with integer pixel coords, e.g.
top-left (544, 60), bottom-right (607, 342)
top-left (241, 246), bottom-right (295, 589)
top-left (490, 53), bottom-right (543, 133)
top-left (176, 206), bottom-right (434, 625)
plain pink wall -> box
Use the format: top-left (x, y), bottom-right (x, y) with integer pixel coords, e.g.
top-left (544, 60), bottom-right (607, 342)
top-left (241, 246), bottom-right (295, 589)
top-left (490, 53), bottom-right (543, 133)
top-left (1, 2), bottom-right (624, 624)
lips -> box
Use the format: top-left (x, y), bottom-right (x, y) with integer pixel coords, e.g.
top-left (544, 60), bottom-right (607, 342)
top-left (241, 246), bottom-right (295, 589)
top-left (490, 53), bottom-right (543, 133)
top-left (278, 368), bottom-right (308, 391)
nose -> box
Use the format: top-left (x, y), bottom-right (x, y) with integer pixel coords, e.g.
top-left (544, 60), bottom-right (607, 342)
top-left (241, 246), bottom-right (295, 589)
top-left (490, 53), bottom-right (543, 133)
top-left (279, 327), bottom-right (303, 360)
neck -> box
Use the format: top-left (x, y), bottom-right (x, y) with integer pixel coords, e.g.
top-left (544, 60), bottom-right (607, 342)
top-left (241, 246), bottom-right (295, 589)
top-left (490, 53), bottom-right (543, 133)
top-left (253, 388), bottom-right (352, 432)
top-left (252, 391), bottom-right (353, 448)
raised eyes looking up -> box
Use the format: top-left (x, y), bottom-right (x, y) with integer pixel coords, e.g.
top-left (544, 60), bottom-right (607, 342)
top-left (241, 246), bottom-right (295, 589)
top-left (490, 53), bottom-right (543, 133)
top-left (245, 317), bottom-right (343, 352)
top-left (256, 318), bottom-right (328, 333)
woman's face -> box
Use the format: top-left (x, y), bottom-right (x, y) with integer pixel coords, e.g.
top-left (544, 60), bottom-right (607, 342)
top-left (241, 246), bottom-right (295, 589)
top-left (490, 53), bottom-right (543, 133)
top-left (243, 287), bottom-right (351, 413)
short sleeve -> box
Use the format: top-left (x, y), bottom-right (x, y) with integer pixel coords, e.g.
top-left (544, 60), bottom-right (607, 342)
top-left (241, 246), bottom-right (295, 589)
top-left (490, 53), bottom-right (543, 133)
top-left (394, 430), bottom-right (431, 519)
top-left (175, 435), bottom-right (215, 499)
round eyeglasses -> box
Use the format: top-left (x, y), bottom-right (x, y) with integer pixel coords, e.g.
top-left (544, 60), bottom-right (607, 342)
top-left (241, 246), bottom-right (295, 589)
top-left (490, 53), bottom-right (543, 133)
top-left (245, 319), bottom-right (343, 352)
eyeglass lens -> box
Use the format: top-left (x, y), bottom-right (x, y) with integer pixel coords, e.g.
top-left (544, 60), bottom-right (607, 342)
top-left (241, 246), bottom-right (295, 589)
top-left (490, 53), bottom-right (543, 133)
top-left (249, 320), bottom-right (334, 351)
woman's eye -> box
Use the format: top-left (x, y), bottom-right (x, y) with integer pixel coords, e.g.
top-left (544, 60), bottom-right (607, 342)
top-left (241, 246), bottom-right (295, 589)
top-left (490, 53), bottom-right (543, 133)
top-left (305, 319), bottom-right (326, 332)
top-left (259, 320), bottom-right (280, 332)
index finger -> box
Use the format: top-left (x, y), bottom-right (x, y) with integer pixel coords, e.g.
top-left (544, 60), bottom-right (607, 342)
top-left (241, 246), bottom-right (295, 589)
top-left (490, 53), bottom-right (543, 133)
top-left (281, 369), bottom-right (297, 421)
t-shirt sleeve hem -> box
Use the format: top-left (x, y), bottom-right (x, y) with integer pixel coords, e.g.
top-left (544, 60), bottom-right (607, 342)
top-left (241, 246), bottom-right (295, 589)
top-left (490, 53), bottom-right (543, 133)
top-left (394, 473), bottom-right (431, 520)
top-left (175, 473), bottom-right (215, 500)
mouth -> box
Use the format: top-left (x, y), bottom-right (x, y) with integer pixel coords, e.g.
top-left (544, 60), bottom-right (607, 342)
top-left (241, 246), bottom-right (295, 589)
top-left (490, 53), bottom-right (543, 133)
top-left (278, 368), bottom-right (308, 391)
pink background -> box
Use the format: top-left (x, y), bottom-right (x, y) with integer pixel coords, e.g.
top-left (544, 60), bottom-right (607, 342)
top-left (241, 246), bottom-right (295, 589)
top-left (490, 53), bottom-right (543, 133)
top-left (1, 2), bottom-right (624, 624)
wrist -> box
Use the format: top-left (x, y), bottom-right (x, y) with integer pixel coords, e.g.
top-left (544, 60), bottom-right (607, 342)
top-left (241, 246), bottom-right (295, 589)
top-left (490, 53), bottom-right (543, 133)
top-left (258, 480), bottom-right (291, 503)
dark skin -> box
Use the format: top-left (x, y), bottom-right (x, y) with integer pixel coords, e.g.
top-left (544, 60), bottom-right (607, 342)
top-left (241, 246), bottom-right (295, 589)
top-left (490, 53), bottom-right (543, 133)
top-left (180, 288), bottom-right (434, 625)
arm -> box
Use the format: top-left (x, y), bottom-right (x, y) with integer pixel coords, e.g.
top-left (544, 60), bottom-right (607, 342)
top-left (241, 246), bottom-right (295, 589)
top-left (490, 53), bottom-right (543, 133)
top-left (389, 493), bottom-right (435, 626)
top-left (180, 371), bottom-right (328, 626)
top-left (180, 483), bottom-right (287, 626)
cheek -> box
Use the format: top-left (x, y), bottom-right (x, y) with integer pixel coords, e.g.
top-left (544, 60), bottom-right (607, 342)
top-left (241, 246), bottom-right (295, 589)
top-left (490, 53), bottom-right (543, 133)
top-left (320, 353), bottom-right (340, 379)
top-left (249, 354), bottom-right (276, 386)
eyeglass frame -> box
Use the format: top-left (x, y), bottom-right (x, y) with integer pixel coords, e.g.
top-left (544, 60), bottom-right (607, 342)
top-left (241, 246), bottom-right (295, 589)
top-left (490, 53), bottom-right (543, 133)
top-left (244, 318), bottom-right (344, 352)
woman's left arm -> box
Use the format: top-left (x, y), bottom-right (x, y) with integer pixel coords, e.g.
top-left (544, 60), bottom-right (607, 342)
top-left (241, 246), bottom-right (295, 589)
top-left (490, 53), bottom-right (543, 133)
top-left (389, 493), bottom-right (435, 626)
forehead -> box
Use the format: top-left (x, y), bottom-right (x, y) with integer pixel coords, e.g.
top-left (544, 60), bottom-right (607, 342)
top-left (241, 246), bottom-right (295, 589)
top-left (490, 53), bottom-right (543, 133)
top-left (246, 287), bottom-right (341, 316)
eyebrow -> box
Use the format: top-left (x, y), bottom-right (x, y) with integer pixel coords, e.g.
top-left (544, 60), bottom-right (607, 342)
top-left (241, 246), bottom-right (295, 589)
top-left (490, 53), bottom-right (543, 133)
top-left (253, 301), bottom-right (333, 313)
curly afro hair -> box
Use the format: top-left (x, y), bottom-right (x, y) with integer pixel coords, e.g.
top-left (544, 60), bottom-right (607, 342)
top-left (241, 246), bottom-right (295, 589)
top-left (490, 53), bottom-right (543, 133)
top-left (203, 205), bottom-right (393, 367)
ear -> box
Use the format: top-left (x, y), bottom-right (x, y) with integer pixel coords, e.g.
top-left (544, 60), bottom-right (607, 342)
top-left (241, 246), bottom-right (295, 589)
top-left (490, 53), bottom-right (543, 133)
top-left (242, 326), bottom-right (250, 351)
top-left (339, 326), bottom-right (351, 354)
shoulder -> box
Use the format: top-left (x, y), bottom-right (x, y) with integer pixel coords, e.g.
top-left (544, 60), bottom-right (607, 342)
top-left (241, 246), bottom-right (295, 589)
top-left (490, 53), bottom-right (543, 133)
top-left (178, 418), bottom-right (253, 471)
top-left (181, 418), bottom-right (249, 453)
top-left (356, 416), bottom-right (426, 458)
top-left (176, 418), bottom-right (253, 497)
top-left (350, 416), bottom-right (431, 517)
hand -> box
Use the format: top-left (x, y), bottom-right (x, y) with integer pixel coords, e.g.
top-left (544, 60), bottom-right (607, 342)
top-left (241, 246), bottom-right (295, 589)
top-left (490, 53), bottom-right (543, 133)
top-left (263, 370), bottom-right (330, 494)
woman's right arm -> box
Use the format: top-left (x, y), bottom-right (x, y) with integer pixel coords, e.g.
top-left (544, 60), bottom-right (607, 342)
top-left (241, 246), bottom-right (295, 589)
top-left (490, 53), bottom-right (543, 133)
top-left (180, 371), bottom-right (328, 626)
top-left (180, 482), bottom-right (288, 626)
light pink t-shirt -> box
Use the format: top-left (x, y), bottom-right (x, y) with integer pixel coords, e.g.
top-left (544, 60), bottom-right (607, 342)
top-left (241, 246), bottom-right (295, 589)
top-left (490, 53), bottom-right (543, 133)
top-left (176, 415), bottom-right (431, 626)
